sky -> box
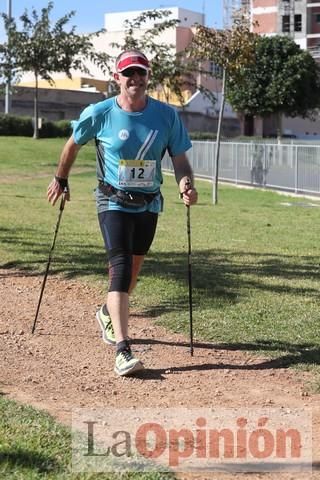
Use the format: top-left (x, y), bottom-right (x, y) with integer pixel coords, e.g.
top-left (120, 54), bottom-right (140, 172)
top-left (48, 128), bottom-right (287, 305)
top-left (0, 0), bottom-right (222, 41)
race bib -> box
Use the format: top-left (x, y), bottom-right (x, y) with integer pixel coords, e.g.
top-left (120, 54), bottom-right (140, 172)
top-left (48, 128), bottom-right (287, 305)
top-left (118, 160), bottom-right (156, 187)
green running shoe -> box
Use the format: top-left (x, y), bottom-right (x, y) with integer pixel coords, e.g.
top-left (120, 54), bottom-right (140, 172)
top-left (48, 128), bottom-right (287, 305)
top-left (114, 348), bottom-right (144, 376)
top-left (96, 306), bottom-right (116, 345)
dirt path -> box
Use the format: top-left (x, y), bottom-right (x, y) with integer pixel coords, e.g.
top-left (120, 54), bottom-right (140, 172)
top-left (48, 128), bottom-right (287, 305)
top-left (1, 268), bottom-right (319, 479)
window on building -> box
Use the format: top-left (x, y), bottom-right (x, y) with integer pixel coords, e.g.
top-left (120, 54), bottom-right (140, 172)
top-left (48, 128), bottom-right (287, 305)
top-left (294, 14), bottom-right (302, 31)
top-left (316, 14), bottom-right (320, 23)
top-left (282, 15), bottom-right (290, 33)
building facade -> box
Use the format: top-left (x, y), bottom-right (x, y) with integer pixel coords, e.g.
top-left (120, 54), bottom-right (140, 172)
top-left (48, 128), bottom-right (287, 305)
top-left (0, 87), bottom-right (104, 121)
top-left (14, 7), bottom-right (240, 134)
top-left (249, 0), bottom-right (320, 58)
top-left (19, 7), bottom-right (206, 95)
top-left (238, 0), bottom-right (320, 138)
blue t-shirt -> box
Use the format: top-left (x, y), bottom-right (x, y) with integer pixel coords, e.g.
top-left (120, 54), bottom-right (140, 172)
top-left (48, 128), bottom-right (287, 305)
top-left (72, 96), bottom-right (192, 213)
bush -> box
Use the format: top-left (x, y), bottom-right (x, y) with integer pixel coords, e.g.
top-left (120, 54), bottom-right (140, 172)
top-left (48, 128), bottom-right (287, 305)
top-left (0, 114), bottom-right (72, 138)
top-left (189, 131), bottom-right (217, 141)
top-left (0, 114), bottom-right (33, 136)
top-left (39, 119), bottom-right (72, 138)
top-left (54, 120), bottom-right (73, 137)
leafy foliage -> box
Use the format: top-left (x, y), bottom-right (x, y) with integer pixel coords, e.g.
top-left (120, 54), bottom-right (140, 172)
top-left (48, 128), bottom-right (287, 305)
top-left (0, 113), bottom-right (33, 136)
top-left (109, 9), bottom-right (214, 106)
top-left (227, 35), bottom-right (320, 118)
top-left (190, 17), bottom-right (257, 78)
top-left (0, 1), bottom-right (110, 137)
top-left (0, 113), bottom-right (72, 137)
top-left (1, 1), bottom-right (109, 81)
top-left (190, 16), bottom-right (257, 203)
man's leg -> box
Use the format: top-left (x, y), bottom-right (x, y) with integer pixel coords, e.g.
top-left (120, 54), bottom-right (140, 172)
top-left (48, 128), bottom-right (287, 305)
top-left (106, 254), bottom-right (144, 341)
top-left (97, 211), bottom-right (157, 375)
top-left (107, 291), bottom-right (129, 342)
top-left (97, 211), bottom-right (132, 346)
top-left (129, 254), bottom-right (145, 294)
top-left (106, 257), bottom-right (143, 376)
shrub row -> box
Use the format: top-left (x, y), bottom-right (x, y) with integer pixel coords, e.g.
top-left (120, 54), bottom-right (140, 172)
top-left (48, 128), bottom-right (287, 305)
top-left (0, 115), bottom-right (221, 141)
top-left (189, 131), bottom-right (217, 141)
top-left (0, 114), bottom-right (72, 138)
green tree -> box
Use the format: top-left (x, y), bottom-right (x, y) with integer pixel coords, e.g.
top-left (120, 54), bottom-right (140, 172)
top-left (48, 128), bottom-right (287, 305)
top-left (0, 1), bottom-right (110, 138)
top-left (190, 17), bottom-right (257, 204)
top-left (227, 35), bottom-right (320, 136)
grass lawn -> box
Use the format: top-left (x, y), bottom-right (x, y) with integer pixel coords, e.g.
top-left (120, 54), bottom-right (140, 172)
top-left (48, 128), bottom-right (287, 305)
top-left (1, 136), bottom-right (319, 478)
top-left (0, 396), bottom-right (174, 479)
top-left (0, 136), bottom-right (319, 374)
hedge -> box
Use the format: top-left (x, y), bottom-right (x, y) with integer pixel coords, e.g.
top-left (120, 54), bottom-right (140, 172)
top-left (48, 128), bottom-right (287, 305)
top-left (189, 131), bottom-right (217, 141)
top-left (0, 115), bottom-right (219, 141)
top-left (0, 114), bottom-right (72, 138)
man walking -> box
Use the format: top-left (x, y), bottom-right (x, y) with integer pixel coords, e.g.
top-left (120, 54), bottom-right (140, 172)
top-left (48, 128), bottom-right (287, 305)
top-left (47, 49), bottom-right (198, 376)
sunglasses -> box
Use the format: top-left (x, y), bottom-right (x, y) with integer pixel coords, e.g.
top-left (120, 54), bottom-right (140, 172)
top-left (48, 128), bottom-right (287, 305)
top-left (120, 67), bottom-right (148, 77)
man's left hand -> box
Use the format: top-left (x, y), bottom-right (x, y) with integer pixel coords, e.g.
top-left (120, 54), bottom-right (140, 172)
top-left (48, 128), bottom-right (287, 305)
top-left (180, 183), bottom-right (198, 206)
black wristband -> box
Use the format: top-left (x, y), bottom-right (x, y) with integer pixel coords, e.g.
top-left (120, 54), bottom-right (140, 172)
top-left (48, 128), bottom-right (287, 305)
top-left (55, 176), bottom-right (69, 191)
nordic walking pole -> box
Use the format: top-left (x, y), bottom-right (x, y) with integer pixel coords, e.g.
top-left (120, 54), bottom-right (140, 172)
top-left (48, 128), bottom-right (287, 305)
top-left (31, 189), bottom-right (67, 334)
top-left (185, 179), bottom-right (194, 356)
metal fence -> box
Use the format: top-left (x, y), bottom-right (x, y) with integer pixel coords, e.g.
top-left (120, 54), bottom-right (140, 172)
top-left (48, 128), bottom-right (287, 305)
top-left (162, 141), bottom-right (320, 197)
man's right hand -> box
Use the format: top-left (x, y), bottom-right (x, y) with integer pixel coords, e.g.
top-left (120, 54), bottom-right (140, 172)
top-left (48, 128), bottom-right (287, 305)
top-left (47, 177), bottom-right (70, 206)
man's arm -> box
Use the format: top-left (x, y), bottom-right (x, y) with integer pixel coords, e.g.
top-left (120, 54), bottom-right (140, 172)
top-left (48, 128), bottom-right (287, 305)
top-left (171, 152), bottom-right (198, 206)
top-left (47, 135), bottom-right (82, 206)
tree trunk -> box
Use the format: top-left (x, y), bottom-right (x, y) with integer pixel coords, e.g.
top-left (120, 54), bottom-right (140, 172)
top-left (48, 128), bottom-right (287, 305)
top-left (243, 114), bottom-right (254, 136)
top-left (213, 68), bottom-right (226, 205)
top-left (33, 73), bottom-right (39, 139)
top-left (276, 112), bottom-right (283, 144)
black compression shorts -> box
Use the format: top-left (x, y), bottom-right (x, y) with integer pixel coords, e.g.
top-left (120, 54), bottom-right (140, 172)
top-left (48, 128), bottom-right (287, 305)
top-left (98, 210), bottom-right (158, 257)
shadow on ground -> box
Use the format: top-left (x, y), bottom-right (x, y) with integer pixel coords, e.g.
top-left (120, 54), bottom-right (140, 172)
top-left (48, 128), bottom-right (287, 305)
top-left (0, 449), bottom-right (62, 475)
top-left (131, 337), bottom-right (320, 370)
top-left (1, 223), bottom-right (319, 307)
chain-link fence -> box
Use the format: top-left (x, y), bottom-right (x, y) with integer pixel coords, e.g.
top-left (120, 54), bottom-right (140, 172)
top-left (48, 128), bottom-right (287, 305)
top-left (162, 141), bottom-right (320, 197)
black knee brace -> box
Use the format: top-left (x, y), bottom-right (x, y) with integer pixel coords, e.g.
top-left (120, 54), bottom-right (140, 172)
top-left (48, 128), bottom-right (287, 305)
top-left (108, 250), bottom-right (132, 293)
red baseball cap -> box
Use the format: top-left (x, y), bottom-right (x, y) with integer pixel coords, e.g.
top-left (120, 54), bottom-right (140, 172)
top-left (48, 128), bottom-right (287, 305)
top-left (116, 52), bottom-right (150, 73)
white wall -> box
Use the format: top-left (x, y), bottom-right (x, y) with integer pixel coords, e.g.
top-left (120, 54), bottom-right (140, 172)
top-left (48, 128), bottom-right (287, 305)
top-left (283, 115), bottom-right (320, 140)
top-left (183, 90), bottom-right (237, 119)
